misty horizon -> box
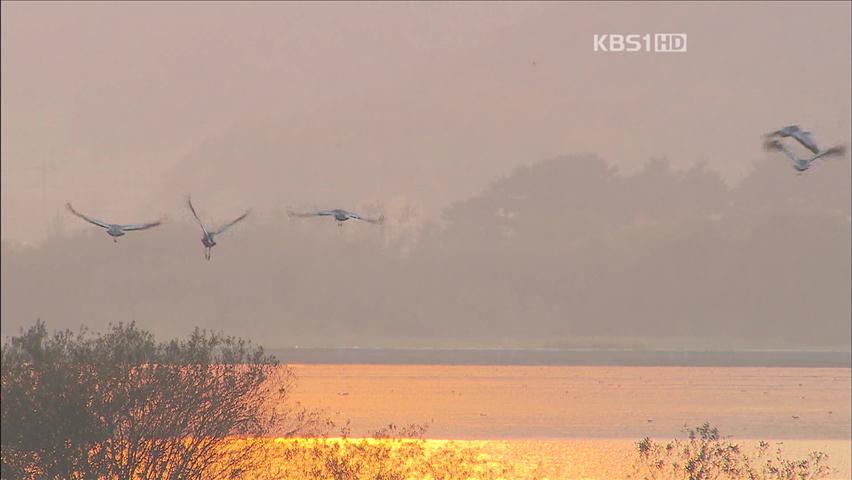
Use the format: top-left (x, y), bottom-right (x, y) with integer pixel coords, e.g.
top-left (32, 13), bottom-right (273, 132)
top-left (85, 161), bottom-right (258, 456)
top-left (0, 0), bottom-right (849, 368)
top-left (3, 153), bottom-right (849, 352)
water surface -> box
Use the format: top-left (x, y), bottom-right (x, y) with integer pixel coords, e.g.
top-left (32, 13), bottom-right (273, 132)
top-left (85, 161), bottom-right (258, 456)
top-left (279, 365), bottom-right (851, 478)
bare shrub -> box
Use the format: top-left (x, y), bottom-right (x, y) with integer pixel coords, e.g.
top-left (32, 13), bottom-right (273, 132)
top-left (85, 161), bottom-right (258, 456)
top-left (1, 321), bottom-right (316, 479)
top-left (632, 422), bottom-right (833, 480)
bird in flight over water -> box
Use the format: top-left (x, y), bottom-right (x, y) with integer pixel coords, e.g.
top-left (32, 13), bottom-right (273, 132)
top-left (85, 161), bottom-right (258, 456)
top-left (66, 203), bottom-right (162, 242)
top-left (186, 196), bottom-right (250, 261)
top-left (288, 208), bottom-right (384, 227)
top-left (764, 125), bottom-right (846, 173)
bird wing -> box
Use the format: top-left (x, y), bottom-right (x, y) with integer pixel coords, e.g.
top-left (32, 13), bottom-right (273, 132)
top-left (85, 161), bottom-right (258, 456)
top-left (763, 138), bottom-right (783, 151)
top-left (791, 131), bottom-right (821, 154)
top-left (288, 209), bottom-right (334, 218)
top-left (186, 196), bottom-right (209, 235)
top-left (213, 210), bottom-right (250, 235)
top-left (823, 145), bottom-right (846, 156)
top-left (813, 145), bottom-right (847, 160)
top-left (770, 125), bottom-right (801, 137)
top-left (351, 212), bottom-right (385, 225)
top-left (121, 220), bottom-right (163, 231)
top-left (66, 203), bottom-right (111, 229)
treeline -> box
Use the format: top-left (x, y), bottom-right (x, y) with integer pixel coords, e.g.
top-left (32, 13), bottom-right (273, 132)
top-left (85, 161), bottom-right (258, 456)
top-left (2, 155), bottom-right (849, 349)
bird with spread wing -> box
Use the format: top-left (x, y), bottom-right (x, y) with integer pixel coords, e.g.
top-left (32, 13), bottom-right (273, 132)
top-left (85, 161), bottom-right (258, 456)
top-left (66, 203), bottom-right (162, 242)
top-left (186, 196), bottom-right (250, 260)
top-left (288, 208), bottom-right (384, 227)
top-left (764, 125), bottom-right (846, 172)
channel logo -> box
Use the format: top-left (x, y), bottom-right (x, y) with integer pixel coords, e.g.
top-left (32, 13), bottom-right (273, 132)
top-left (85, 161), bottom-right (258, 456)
top-left (593, 33), bottom-right (687, 53)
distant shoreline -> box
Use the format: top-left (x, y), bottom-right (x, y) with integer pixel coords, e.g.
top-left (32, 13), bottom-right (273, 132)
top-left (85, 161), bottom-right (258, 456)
top-left (270, 347), bottom-right (852, 368)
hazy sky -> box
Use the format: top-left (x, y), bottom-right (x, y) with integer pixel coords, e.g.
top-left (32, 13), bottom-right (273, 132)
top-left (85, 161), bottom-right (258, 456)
top-left (2, 1), bottom-right (850, 244)
top-left (1, 2), bottom-right (850, 350)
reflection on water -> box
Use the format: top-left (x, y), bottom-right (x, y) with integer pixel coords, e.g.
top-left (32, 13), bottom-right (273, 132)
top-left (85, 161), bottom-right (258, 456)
top-left (224, 437), bottom-right (851, 480)
top-left (255, 365), bottom-right (851, 479)
top-left (287, 365), bottom-right (851, 439)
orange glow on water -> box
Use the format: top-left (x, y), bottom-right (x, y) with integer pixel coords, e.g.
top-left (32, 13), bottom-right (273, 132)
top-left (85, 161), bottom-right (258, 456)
top-left (237, 364), bottom-right (852, 479)
top-left (135, 365), bottom-right (850, 478)
top-left (219, 437), bottom-right (851, 480)
top-left (285, 365), bottom-right (851, 440)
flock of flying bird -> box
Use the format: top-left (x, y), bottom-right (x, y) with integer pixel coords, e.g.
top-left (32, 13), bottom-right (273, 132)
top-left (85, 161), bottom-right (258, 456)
top-left (63, 124), bottom-right (844, 260)
top-left (763, 124), bottom-right (846, 172)
top-left (65, 198), bottom-right (384, 260)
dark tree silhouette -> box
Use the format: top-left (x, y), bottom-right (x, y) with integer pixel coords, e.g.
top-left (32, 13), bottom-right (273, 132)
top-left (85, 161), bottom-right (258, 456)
top-left (1, 321), bottom-right (317, 480)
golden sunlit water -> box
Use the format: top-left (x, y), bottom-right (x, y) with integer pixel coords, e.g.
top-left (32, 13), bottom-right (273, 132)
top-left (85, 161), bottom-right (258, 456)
top-left (287, 365), bottom-right (851, 440)
top-left (250, 364), bottom-right (851, 479)
top-left (229, 437), bottom-right (851, 479)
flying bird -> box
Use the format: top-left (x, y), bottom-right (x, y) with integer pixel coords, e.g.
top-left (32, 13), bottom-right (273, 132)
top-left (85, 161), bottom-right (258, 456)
top-left (186, 196), bottom-right (250, 260)
top-left (66, 203), bottom-right (162, 242)
top-left (763, 138), bottom-right (845, 172)
top-left (288, 208), bottom-right (384, 227)
top-left (764, 125), bottom-right (846, 172)
top-left (766, 125), bottom-right (821, 154)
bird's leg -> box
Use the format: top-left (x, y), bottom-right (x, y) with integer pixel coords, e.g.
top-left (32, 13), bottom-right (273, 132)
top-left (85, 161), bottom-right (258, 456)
top-left (113, 238), bottom-right (118, 244)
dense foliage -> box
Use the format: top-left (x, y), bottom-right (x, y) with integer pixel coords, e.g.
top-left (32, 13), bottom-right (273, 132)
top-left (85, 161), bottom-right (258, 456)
top-left (1, 321), bottom-right (300, 479)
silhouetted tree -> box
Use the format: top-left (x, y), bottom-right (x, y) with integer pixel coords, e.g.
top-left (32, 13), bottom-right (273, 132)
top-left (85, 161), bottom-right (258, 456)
top-left (1, 321), bottom-right (307, 479)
